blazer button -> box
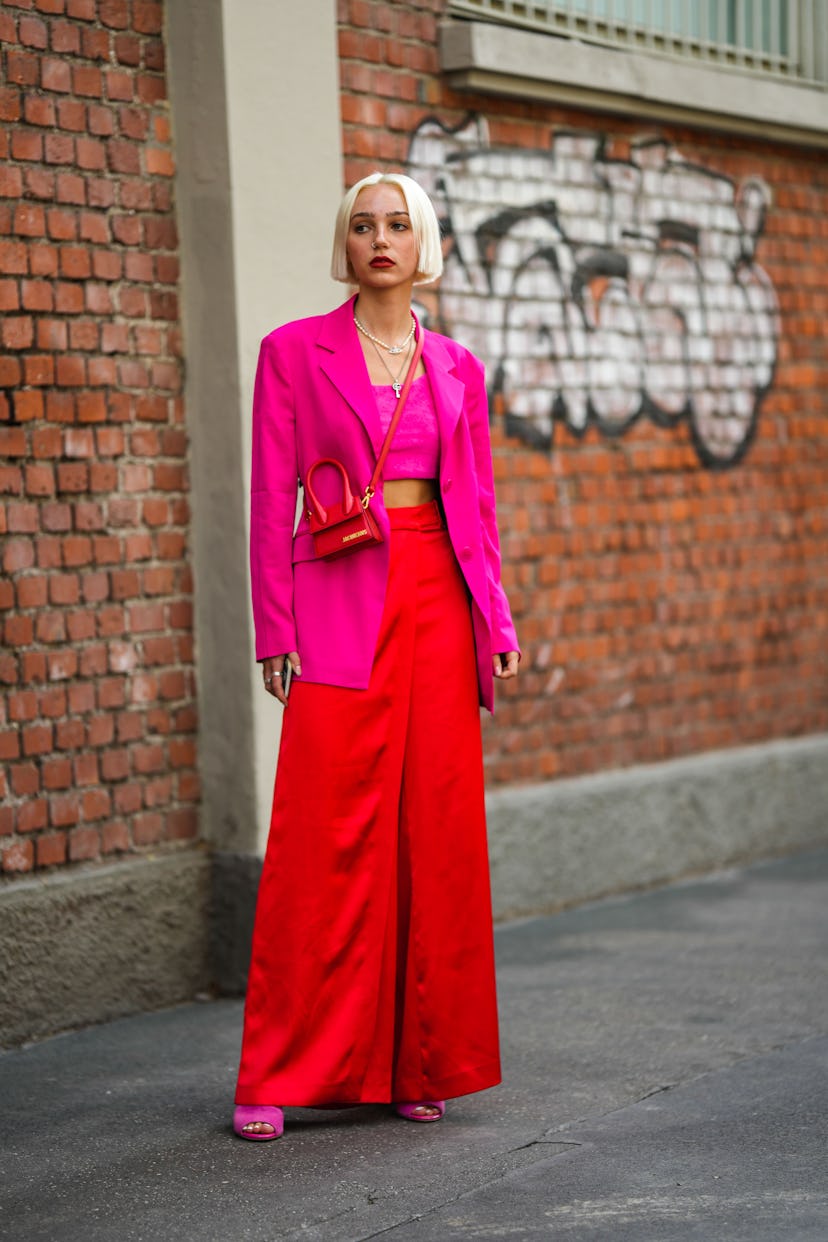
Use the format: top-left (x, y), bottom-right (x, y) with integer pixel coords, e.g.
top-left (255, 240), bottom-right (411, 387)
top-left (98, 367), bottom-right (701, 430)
top-left (443, 477), bottom-right (453, 492)
top-left (460, 545), bottom-right (472, 562)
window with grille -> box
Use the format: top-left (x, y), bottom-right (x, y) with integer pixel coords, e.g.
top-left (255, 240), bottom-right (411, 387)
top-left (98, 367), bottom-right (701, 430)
top-left (448, 0), bottom-right (828, 86)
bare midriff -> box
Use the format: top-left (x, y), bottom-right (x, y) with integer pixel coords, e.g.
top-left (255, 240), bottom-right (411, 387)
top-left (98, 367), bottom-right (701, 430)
top-left (384, 478), bottom-right (439, 508)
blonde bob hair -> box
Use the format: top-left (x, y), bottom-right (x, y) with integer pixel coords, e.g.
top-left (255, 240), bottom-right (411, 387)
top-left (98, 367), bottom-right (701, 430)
top-left (330, 172), bottom-right (444, 286)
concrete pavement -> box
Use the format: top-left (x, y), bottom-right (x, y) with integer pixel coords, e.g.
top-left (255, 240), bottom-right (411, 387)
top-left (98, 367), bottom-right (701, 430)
top-left (1, 848), bottom-right (827, 1241)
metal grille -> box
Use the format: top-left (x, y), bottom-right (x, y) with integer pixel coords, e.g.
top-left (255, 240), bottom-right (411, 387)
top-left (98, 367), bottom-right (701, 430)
top-left (448, 0), bottom-right (828, 86)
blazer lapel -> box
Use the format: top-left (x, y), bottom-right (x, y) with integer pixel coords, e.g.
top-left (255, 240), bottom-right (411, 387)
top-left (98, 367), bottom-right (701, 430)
top-left (316, 295), bottom-right (381, 451)
top-left (422, 330), bottom-right (464, 456)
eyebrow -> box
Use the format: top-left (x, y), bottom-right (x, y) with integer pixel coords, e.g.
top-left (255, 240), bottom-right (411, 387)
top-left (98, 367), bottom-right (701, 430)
top-left (350, 210), bottom-right (411, 220)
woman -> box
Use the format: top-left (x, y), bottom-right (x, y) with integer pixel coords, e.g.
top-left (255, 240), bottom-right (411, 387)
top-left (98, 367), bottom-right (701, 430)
top-left (233, 172), bottom-right (519, 1140)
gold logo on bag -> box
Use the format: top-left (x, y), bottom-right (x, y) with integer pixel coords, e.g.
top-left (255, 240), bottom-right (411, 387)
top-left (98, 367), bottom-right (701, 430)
top-left (342, 529), bottom-right (368, 543)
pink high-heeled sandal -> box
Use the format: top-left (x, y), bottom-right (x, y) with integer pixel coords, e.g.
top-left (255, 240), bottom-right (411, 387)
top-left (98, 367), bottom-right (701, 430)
top-left (233, 1105), bottom-right (284, 1141)
top-left (395, 1101), bottom-right (445, 1122)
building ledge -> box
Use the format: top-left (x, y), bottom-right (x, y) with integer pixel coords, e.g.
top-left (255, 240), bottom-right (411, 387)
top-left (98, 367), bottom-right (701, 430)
top-left (440, 19), bottom-right (828, 149)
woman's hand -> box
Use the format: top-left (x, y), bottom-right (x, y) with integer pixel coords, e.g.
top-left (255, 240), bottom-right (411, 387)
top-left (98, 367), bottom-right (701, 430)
top-left (493, 651), bottom-right (520, 681)
top-left (262, 652), bottom-right (301, 706)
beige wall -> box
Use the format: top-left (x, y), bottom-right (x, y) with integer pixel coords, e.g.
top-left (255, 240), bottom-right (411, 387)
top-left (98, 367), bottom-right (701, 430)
top-left (168, 0), bottom-right (343, 854)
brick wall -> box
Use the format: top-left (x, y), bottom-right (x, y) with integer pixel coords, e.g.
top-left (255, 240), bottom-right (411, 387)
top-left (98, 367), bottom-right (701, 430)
top-left (337, 0), bottom-right (828, 784)
top-left (0, 0), bottom-right (199, 875)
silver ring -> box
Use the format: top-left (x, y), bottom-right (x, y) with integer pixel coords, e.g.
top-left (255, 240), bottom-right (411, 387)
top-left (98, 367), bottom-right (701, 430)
top-left (273, 670), bottom-right (282, 677)
top-left (265, 677), bottom-right (273, 684)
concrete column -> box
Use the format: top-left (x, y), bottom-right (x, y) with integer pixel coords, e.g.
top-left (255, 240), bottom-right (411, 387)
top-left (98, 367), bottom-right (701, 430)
top-left (167, 0), bottom-right (343, 985)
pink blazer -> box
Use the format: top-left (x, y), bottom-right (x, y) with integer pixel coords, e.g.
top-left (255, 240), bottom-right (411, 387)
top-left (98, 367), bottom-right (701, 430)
top-left (249, 295), bottom-right (518, 713)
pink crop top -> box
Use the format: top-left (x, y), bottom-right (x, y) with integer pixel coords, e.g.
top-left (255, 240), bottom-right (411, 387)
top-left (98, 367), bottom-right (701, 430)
top-left (372, 375), bottom-right (440, 480)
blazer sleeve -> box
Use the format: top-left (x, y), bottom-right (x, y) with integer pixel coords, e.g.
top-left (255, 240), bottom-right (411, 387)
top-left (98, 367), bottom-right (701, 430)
top-left (249, 331), bottom-right (300, 661)
top-left (463, 352), bottom-right (520, 656)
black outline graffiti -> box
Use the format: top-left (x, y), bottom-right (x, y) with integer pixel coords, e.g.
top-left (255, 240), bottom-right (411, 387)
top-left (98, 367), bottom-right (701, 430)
top-left (407, 114), bottom-right (780, 469)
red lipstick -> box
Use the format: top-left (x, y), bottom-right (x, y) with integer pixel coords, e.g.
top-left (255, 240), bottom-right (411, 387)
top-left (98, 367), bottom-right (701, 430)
top-left (370, 257), bottom-right (394, 268)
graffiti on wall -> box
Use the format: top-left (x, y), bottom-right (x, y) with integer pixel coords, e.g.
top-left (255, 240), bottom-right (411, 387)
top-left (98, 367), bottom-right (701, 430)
top-left (407, 116), bottom-right (780, 468)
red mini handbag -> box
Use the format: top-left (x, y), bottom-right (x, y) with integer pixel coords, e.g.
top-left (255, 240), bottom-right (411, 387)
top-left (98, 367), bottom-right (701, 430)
top-left (305, 328), bottom-right (424, 561)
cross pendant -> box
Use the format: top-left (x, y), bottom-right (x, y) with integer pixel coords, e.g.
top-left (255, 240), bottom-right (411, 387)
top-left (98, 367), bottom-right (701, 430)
top-left (392, 381), bottom-right (402, 399)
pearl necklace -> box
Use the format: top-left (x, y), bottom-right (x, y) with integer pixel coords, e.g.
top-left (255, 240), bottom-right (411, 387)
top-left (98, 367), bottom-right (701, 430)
top-left (354, 311), bottom-right (415, 355)
top-left (369, 336), bottom-right (413, 399)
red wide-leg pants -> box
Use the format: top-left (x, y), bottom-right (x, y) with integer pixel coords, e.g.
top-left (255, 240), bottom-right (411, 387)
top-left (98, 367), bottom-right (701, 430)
top-left (235, 502), bottom-right (501, 1106)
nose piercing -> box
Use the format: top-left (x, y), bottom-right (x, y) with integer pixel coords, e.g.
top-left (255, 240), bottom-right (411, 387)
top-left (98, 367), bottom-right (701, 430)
top-left (372, 242), bottom-right (378, 249)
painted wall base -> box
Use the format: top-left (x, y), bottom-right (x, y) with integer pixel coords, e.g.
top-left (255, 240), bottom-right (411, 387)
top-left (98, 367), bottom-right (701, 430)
top-left (487, 733), bottom-right (828, 920)
top-left (0, 849), bottom-right (211, 1049)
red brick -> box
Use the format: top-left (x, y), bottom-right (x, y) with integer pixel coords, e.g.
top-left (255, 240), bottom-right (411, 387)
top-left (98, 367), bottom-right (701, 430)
top-left (81, 788), bottom-right (110, 820)
top-left (0, 165), bottom-right (23, 198)
top-left (49, 572), bottom-right (80, 604)
top-left (86, 713), bottom-right (114, 745)
top-left (102, 820), bottom-right (129, 853)
top-left (35, 610), bottom-right (66, 643)
top-left (3, 840), bottom-right (34, 873)
top-left (11, 129), bottom-right (43, 162)
top-left (0, 279), bottom-right (20, 310)
top-left (55, 171), bottom-right (85, 204)
top-left (144, 38), bottom-right (164, 73)
top-left (167, 808), bottom-right (198, 840)
top-left (0, 358), bottom-right (22, 387)
top-left (24, 463), bottom-right (55, 495)
top-left (39, 685), bottom-right (67, 717)
top-left (54, 283), bottom-right (84, 312)
top-left (40, 58), bottom-right (71, 97)
top-left (7, 49), bottom-right (40, 88)
top-left (11, 762), bottom-right (40, 796)
top-left (3, 316), bottom-right (34, 348)
top-left (105, 69), bottom-right (133, 101)
top-left (48, 650), bottom-right (78, 682)
top-left (86, 102), bottom-right (115, 135)
top-left (37, 832), bottom-right (67, 866)
top-left (44, 132), bottom-right (76, 165)
top-left (37, 320), bottom-right (68, 351)
top-left (114, 781), bottom-right (141, 813)
top-left (66, 610), bottom-right (95, 641)
top-left (41, 501), bottom-right (71, 531)
top-left (17, 798), bottom-right (48, 832)
top-left (135, 73), bottom-right (165, 105)
top-left (11, 585), bottom-right (44, 620)
top-left (49, 794), bottom-right (81, 824)
top-left (23, 722), bottom-right (53, 756)
top-left (45, 761), bottom-right (75, 795)
top-left (8, 690), bottom-right (37, 720)
top-left (23, 281), bottom-right (55, 312)
top-left (132, 812), bottom-right (162, 845)
top-left (7, 503), bottom-right (39, 534)
top-left (85, 282), bottom-right (113, 313)
top-left (68, 318), bottom-right (98, 348)
top-left (32, 425), bottom-right (61, 458)
top-left (68, 825), bottom-right (100, 860)
top-left (0, 87), bottom-right (22, 122)
top-left (81, 25), bottom-right (110, 59)
top-left (56, 96), bottom-right (86, 130)
top-left (24, 95), bottom-right (55, 128)
top-left (0, 239), bottom-right (28, 274)
top-left (0, 427), bottom-right (27, 458)
top-left (51, 19), bottom-right (81, 53)
top-left (114, 33), bottom-right (140, 65)
top-left (0, 729), bottom-right (21, 761)
top-left (76, 136), bottom-right (106, 170)
top-left (35, 536), bottom-right (62, 569)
